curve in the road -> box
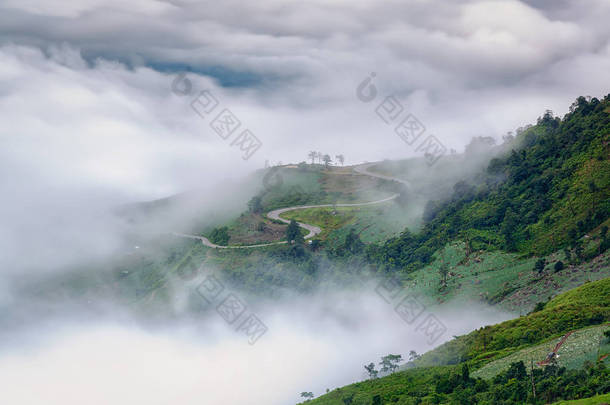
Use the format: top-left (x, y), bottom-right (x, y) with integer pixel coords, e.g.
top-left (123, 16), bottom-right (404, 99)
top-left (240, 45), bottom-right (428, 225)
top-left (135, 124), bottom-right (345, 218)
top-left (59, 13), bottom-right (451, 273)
top-left (174, 163), bottom-right (406, 249)
top-left (353, 162), bottom-right (412, 189)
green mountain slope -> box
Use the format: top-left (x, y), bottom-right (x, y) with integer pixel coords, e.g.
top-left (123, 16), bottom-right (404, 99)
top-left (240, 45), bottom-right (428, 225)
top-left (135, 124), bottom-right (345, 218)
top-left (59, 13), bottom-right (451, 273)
top-left (413, 278), bottom-right (610, 369)
top-left (367, 95), bottom-right (610, 272)
top-left (301, 279), bottom-right (610, 405)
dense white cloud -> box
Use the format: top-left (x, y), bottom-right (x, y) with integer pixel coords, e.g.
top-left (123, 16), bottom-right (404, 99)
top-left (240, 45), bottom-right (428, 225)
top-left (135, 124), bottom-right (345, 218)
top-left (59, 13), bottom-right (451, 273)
top-left (0, 45), bottom-right (266, 274)
top-left (0, 289), bottom-right (512, 405)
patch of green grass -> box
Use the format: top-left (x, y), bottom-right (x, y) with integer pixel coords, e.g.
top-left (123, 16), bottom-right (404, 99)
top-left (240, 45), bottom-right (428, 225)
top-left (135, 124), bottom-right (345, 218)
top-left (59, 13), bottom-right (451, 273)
top-left (281, 207), bottom-right (356, 239)
top-left (547, 275), bottom-right (610, 309)
top-left (220, 212), bottom-right (287, 245)
top-left (391, 241), bottom-right (610, 315)
top-left (329, 202), bottom-right (422, 244)
top-left (551, 393), bottom-right (610, 404)
top-left (282, 199), bottom-right (416, 243)
top-left (259, 165), bottom-right (394, 211)
top-left (402, 243), bottom-right (536, 308)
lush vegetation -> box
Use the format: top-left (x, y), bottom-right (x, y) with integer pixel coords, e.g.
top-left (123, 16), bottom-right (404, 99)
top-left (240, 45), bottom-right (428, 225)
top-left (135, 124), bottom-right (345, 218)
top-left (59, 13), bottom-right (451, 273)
top-left (302, 361), bottom-right (609, 405)
top-left (414, 278), bottom-right (610, 369)
top-left (367, 96), bottom-right (610, 273)
top-left (473, 325), bottom-right (610, 380)
top-left (301, 280), bottom-right (610, 404)
top-left (208, 226), bottom-right (230, 245)
top-left (246, 164), bottom-right (396, 214)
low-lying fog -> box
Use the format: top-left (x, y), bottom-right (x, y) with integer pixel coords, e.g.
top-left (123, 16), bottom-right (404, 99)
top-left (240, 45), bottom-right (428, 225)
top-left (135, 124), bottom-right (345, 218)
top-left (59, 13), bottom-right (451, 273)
top-left (0, 286), bottom-right (512, 405)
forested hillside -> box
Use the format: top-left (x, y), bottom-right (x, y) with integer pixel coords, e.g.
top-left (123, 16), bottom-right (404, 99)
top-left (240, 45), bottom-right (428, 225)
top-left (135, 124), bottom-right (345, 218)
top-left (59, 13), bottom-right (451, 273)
top-left (367, 96), bottom-right (610, 273)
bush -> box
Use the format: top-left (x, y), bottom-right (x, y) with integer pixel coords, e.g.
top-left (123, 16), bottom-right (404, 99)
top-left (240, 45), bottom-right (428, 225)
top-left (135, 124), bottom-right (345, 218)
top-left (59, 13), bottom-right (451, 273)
top-left (209, 226), bottom-right (230, 245)
top-left (554, 261), bottom-right (565, 272)
top-left (534, 258), bottom-right (546, 274)
top-left (531, 301), bottom-right (546, 313)
top-left (248, 195), bottom-right (263, 213)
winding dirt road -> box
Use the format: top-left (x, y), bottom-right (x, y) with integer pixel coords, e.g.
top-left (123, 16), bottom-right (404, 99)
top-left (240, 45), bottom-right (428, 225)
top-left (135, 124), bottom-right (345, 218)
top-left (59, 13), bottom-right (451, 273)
top-left (174, 163), bottom-right (406, 249)
top-left (353, 162), bottom-right (411, 188)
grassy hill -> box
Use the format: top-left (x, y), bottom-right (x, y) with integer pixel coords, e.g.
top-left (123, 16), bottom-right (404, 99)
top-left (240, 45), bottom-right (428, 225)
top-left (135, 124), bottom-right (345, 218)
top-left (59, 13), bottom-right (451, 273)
top-left (380, 240), bottom-right (609, 314)
top-left (413, 278), bottom-right (610, 369)
top-left (300, 279), bottom-right (610, 405)
top-left (472, 324), bottom-right (609, 380)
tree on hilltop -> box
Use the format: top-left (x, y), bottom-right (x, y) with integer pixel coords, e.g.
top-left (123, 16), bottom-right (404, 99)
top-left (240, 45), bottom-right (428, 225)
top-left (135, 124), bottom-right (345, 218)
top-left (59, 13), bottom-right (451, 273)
top-left (308, 151), bottom-right (317, 164)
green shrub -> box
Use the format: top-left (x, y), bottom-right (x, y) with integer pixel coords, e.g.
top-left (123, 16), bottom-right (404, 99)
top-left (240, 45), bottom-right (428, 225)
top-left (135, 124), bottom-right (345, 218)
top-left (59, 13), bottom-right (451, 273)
top-left (209, 226), bottom-right (230, 245)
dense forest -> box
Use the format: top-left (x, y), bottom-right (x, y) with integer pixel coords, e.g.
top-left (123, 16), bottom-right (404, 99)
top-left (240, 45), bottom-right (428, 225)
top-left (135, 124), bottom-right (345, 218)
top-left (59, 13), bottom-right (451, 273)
top-left (366, 96), bottom-right (610, 273)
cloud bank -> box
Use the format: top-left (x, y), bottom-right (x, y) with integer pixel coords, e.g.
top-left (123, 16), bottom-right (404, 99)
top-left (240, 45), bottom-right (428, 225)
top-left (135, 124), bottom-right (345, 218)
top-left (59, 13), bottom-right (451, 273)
top-left (0, 287), bottom-right (512, 405)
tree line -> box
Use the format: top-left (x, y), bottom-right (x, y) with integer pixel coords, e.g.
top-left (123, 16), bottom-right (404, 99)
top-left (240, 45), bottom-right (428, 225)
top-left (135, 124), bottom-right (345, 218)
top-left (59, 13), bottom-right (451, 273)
top-left (308, 151), bottom-right (345, 167)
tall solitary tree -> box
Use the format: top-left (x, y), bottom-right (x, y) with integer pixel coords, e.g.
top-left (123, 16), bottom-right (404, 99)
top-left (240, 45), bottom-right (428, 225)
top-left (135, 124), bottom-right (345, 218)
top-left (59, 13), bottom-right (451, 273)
top-left (461, 364), bottom-right (470, 382)
top-left (408, 350), bottom-right (421, 362)
top-left (364, 362), bottom-right (378, 379)
top-left (533, 258), bottom-right (546, 274)
top-left (438, 261), bottom-right (449, 288)
top-left (308, 151), bottom-right (317, 164)
top-left (335, 154), bottom-right (345, 166)
top-left (344, 229), bottom-right (364, 253)
top-left (286, 219), bottom-right (303, 244)
top-left (379, 354), bottom-right (403, 374)
top-left (501, 207), bottom-right (519, 251)
top-left (247, 195), bottom-right (263, 213)
top-left (322, 154), bottom-right (332, 167)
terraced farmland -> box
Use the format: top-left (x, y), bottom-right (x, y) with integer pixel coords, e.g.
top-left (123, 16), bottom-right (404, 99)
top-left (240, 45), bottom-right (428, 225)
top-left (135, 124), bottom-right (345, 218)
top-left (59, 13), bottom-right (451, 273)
top-left (473, 324), bottom-right (610, 380)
